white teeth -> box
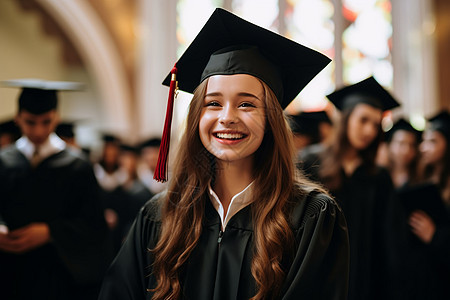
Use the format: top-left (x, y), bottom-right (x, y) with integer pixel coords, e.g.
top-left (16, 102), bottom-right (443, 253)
top-left (216, 132), bottom-right (244, 139)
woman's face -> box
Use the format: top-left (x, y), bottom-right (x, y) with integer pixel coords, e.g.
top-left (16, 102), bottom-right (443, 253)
top-left (346, 103), bottom-right (382, 150)
top-left (419, 130), bottom-right (447, 165)
top-left (388, 130), bottom-right (418, 167)
top-left (199, 74), bottom-right (266, 165)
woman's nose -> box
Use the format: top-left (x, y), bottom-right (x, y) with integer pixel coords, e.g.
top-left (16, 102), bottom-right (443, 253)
top-left (219, 105), bottom-right (238, 125)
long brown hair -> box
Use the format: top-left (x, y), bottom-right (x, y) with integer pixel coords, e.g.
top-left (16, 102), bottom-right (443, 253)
top-left (416, 129), bottom-right (450, 203)
top-left (319, 105), bottom-right (383, 191)
top-left (150, 78), bottom-right (325, 300)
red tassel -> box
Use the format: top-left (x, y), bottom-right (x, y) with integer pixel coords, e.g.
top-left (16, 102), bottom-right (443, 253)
top-left (154, 64), bottom-right (178, 182)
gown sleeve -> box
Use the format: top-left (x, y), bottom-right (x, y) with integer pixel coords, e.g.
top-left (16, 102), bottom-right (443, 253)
top-left (282, 191), bottom-right (349, 300)
top-left (46, 158), bottom-right (113, 284)
top-left (98, 196), bottom-right (162, 300)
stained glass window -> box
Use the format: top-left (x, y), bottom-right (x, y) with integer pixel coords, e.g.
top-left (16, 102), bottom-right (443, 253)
top-left (342, 0), bottom-right (393, 87)
top-left (175, 0), bottom-right (393, 113)
top-left (284, 0), bottom-right (335, 112)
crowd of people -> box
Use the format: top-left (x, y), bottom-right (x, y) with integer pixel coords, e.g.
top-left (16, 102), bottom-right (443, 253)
top-left (294, 77), bottom-right (450, 299)
top-left (0, 7), bottom-right (449, 300)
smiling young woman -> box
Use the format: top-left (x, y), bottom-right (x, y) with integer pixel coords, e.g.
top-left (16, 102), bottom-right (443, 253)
top-left (98, 8), bottom-right (349, 300)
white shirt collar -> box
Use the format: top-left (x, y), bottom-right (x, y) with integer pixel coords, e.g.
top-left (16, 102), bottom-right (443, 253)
top-left (16, 133), bottom-right (66, 161)
top-left (208, 181), bottom-right (254, 231)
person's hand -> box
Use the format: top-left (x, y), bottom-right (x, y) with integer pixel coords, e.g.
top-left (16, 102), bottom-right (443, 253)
top-left (104, 208), bottom-right (118, 229)
top-left (409, 210), bottom-right (436, 244)
top-left (0, 223), bottom-right (51, 254)
top-left (0, 224), bottom-right (8, 234)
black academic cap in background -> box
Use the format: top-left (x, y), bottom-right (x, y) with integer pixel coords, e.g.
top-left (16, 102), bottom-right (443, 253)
top-left (162, 8), bottom-right (331, 109)
top-left (0, 119), bottom-right (21, 136)
top-left (55, 122), bottom-right (75, 139)
top-left (428, 110), bottom-right (450, 142)
top-left (102, 133), bottom-right (121, 144)
top-left (1, 79), bottom-right (84, 114)
top-left (288, 111), bottom-right (331, 136)
top-left (140, 137), bottom-right (162, 149)
top-left (119, 143), bottom-right (141, 155)
top-left (385, 118), bottom-right (422, 143)
top-left (327, 76), bottom-right (400, 112)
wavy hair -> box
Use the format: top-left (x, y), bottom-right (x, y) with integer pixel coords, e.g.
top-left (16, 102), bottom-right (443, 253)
top-left (150, 78), bottom-right (324, 300)
top-left (416, 130), bottom-right (450, 203)
top-left (319, 105), bottom-right (383, 191)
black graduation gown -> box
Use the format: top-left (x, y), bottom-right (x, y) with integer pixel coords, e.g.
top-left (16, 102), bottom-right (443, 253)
top-left (0, 146), bottom-right (114, 300)
top-left (392, 183), bottom-right (450, 299)
top-left (103, 179), bottom-right (154, 253)
top-left (98, 188), bottom-right (349, 300)
top-left (299, 146), bottom-right (398, 300)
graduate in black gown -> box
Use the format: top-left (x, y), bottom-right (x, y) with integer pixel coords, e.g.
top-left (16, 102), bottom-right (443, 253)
top-left (393, 110), bottom-right (450, 299)
top-left (0, 79), bottom-right (113, 300)
top-left (287, 110), bottom-right (333, 154)
top-left (0, 119), bottom-right (21, 149)
top-left (298, 76), bottom-right (400, 300)
top-left (99, 8), bottom-right (349, 300)
top-left (383, 118), bottom-right (422, 189)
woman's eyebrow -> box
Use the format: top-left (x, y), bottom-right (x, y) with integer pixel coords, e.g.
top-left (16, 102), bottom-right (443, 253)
top-left (237, 92), bottom-right (262, 101)
top-left (205, 91), bottom-right (262, 101)
top-left (205, 92), bottom-right (222, 97)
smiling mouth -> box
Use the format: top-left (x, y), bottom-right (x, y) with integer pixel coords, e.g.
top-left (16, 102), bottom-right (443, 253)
top-left (214, 132), bottom-right (247, 140)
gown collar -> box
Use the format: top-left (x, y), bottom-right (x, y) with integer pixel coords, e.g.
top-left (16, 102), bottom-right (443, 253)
top-left (16, 133), bottom-right (66, 161)
top-left (208, 181), bottom-right (254, 231)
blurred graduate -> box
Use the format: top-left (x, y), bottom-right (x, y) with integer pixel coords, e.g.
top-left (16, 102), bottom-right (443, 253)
top-left (392, 110), bottom-right (450, 299)
top-left (299, 76), bottom-right (400, 299)
top-left (0, 79), bottom-right (113, 300)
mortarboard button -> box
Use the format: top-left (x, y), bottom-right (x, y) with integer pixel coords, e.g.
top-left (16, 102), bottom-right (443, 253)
top-left (327, 76), bottom-right (400, 112)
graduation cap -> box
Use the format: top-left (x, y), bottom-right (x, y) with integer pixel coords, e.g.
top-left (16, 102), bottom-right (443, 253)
top-left (327, 76), bottom-right (400, 112)
top-left (119, 143), bottom-right (141, 155)
top-left (0, 119), bottom-right (21, 136)
top-left (1, 78), bottom-right (84, 114)
top-left (55, 122), bottom-right (76, 139)
top-left (428, 110), bottom-right (450, 142)
top-left (155, 8), bottom-right (331, 182)
top-left (288, 111), bottom-right (331, 136)
top-left (102, 133), bottom-right (121, 144)
top-left (385, 118), bottom-right (422, 143)
top-left (140, 137), bottom-right (162, 149)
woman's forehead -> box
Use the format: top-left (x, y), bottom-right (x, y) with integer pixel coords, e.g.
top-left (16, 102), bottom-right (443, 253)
top-left (206, 74), bottom-right (265, 97)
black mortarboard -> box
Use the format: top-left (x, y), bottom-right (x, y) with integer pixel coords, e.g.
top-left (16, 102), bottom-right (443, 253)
top-left (162, 8), bottom-right (330, 109)
top-left (0, 119), bottom-right (21, 136)
top-left (1, 79), bottom-right (83, 114)
top-left (288, 111), bottom-right (331, 136)
top-left (102, 134), bottom-right (120, 144)
top-left (428, 110), bottom-right (450, 142)
top-left (327, 76), bottom-right (400, 112)
top-left (55, 122), bottom-right (75, 139)
top-left (385, 118), bottom-right (422, 143)
top-left (119, 143), bottom-right (140, 155)
top-left (156, 8), bottom-right (331, 182)
top-left (140, 137), bottom-right (162, 149)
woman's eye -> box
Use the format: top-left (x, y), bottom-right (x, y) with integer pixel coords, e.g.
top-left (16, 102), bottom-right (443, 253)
top-left (205, 101), bottom-right (220, 107)
top-left (239, 102), bottom-right (256, 108)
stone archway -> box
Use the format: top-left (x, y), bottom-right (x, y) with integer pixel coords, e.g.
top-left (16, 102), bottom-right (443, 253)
top-left (36, 0), bottom-right (132, 135)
